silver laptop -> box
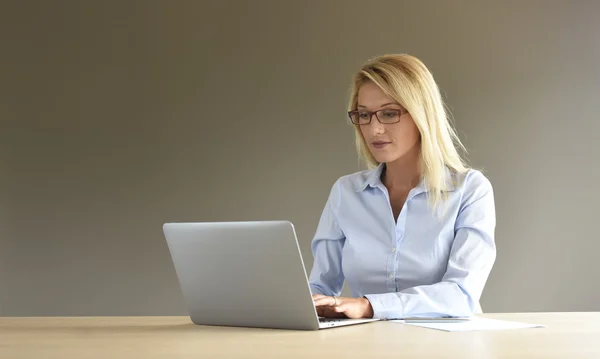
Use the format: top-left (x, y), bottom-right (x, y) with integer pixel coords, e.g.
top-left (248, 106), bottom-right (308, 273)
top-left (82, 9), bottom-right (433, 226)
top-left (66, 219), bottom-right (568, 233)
top-left (162, 220), bottom-right (378, 330)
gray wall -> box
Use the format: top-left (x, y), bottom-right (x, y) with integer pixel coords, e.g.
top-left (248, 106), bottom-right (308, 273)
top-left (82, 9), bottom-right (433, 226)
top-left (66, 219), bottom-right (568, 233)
top-left (1, 1), bottom-right (599, 316)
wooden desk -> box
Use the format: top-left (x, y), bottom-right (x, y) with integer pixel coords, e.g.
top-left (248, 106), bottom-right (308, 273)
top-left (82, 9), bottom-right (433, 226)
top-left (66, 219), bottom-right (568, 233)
top-left (1, 313), bottom-right (598, 358)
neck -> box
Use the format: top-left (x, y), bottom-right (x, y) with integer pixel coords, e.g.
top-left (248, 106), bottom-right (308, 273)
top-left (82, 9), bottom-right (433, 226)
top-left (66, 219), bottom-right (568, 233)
top-left (382, 145), bottom-right (421, 191)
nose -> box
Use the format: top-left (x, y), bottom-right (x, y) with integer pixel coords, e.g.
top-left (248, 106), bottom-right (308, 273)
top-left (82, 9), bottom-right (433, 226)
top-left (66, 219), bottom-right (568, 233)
top-left (366, 117), bottom-right (385, 136)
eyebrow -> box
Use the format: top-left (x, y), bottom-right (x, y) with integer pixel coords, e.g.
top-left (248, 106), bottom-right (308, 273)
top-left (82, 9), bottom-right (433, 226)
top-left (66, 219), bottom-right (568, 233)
top-left (357, 102), bottom-right (398, 108)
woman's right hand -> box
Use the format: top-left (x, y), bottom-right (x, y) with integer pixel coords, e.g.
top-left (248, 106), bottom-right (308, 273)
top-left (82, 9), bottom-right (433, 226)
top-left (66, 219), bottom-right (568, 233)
top-left (312, 294), bottom-right (375, 319)
top-left (312, 294), bottom-right (347, 318)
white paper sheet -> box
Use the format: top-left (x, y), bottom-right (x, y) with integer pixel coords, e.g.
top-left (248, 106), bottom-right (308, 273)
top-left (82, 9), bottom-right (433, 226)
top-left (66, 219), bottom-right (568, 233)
top-left (393, 316), bottom-right (545, 332)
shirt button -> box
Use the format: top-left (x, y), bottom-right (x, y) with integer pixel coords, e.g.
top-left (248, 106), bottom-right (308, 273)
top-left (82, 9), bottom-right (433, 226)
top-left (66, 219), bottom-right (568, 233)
top-left (389, 273), bottom-right (394, 279)
top-left (391, 248), bottom-right (396, 253)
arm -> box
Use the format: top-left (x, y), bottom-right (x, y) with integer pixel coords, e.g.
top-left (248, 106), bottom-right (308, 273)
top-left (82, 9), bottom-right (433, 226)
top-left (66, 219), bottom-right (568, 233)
top-left (308, 179), bottom-right (346, 297)
top-left (364, 173), bottom-right (497, 319)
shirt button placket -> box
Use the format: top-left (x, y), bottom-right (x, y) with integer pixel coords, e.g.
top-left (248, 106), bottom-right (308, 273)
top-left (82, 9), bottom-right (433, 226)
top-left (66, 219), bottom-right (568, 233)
top-left (393, 200), bottom-right (409, 292)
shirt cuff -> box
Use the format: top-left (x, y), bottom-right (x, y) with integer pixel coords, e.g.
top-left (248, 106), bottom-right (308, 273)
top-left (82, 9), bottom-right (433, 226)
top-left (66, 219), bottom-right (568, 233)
top-left (364, 293), bottom-right (404, 320)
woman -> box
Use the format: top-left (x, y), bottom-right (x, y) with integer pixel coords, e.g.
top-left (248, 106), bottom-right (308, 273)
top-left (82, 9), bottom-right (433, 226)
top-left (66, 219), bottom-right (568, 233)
top-left (309, 54), bottom-right (496, 320)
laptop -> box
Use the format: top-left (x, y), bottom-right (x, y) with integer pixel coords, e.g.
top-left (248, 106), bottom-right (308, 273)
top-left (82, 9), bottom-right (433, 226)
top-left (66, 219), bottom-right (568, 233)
top-left (162, 220), bottom-right (379, 330)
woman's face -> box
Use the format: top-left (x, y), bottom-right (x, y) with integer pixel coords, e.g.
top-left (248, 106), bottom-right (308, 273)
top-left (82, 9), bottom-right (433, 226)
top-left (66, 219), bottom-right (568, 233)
top-left (356, 82), bottom-right (420, 164)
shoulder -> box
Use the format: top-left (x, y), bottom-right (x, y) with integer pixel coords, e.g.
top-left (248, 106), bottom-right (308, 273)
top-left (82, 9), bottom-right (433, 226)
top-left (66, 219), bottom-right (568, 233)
top-left (452, 169), bottom-right (495, 207)
top-left (332, 167), bottom-right (377, 193)
top-left (321, 167), bottom-right (377, 205)
top-left (456, 169), bottom-right (493, 192)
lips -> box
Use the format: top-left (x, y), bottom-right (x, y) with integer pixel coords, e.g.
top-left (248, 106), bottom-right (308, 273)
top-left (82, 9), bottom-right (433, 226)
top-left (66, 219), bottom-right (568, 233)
top-left (371, 141), bottom-right (391, 149)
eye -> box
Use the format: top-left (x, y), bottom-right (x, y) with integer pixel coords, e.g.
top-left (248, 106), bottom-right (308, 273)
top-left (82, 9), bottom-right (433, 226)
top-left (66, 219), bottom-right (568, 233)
top-left (382, 110), bottom-right (400, 118)
top-left (358, 112), bottom-right (370, 119)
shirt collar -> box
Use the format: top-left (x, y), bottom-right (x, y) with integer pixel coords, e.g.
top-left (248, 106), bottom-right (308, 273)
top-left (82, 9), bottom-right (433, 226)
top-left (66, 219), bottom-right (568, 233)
top-left (356, 163), bottom-right (385, 192)
top-left (356, 163), bottom-right (457, 193)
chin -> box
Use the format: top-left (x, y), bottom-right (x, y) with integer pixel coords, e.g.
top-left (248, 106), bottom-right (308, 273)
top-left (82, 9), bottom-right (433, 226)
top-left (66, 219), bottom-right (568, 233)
top-left (371, 153), bottom-right (399, 164)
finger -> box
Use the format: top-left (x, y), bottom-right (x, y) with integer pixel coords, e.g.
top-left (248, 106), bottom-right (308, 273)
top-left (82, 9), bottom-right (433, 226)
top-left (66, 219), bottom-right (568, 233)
top-left (313, 296), bottom-right (336, 307)
top-left (325, 307), bottom-right (349, 319)
top-left (334, 304), bottom-right (348, 313)
top-left (319, 307), bottom-right (345, 319)
top-left (313, 295), bottom-right (330, 303)
top-left (316, 307), bottom-right (325, 317)
top-left (312, 294), bottom-right (326, 300)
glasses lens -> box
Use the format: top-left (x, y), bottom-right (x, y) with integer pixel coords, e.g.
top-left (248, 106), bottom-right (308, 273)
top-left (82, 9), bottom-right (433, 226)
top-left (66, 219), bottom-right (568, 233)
top-left (349, 111), bottom-right (368, 124)
top-left (377, 109), bottom-right (401, 123)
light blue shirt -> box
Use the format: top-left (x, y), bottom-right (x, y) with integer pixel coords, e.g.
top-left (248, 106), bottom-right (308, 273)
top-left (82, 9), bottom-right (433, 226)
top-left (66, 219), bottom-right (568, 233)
top-left (308, 164), bottom-right (496, 319)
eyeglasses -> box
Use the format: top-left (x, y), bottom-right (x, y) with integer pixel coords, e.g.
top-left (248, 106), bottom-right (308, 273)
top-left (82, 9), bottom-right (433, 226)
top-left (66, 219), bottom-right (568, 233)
top-left (347, 108), bottom-right (408, 125)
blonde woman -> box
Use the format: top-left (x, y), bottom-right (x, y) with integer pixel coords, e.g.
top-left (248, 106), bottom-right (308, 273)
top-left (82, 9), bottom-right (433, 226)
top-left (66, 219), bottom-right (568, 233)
top-left (310, 54), bottom-right (496, 320)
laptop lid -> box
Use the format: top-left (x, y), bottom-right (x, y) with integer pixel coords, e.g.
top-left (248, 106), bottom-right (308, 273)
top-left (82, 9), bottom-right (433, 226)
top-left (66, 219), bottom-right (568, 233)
top-left (163, 220), bottom-right (322, 330)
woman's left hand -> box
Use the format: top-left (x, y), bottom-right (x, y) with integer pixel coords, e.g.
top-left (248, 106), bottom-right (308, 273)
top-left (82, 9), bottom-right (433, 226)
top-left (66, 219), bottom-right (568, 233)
top-left (312, 294), bottom-right (374, 319)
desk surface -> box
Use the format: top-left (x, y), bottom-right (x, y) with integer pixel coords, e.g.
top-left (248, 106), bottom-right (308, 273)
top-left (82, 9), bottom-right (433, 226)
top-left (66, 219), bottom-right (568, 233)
top-left (1, 312), bottom-right (598, 358)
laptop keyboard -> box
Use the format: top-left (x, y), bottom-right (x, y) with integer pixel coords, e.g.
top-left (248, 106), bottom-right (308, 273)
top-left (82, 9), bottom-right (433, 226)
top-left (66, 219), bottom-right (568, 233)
top-left (319, 317), bottom-right (345, 323)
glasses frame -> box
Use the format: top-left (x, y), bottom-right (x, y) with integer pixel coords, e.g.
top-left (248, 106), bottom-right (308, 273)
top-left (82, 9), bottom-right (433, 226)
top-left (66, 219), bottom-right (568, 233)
top-left (347, 107), bottom-right (408, 125)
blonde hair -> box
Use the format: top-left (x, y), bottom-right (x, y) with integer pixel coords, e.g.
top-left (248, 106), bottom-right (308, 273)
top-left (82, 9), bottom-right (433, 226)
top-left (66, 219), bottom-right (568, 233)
top-left (348, 54), bottom-right (469, 210)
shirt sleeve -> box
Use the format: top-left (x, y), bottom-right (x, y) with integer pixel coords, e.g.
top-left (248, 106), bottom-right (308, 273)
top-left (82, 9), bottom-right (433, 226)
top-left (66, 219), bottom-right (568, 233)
top-left (364, 171), bottom-right (497, 319)
top-left (308, 179), bottom-right (346, 297)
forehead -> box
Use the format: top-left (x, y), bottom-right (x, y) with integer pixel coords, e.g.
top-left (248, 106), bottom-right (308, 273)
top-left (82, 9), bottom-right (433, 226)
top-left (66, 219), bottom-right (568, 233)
top-left (357, 82), bottom-right (395, 107)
